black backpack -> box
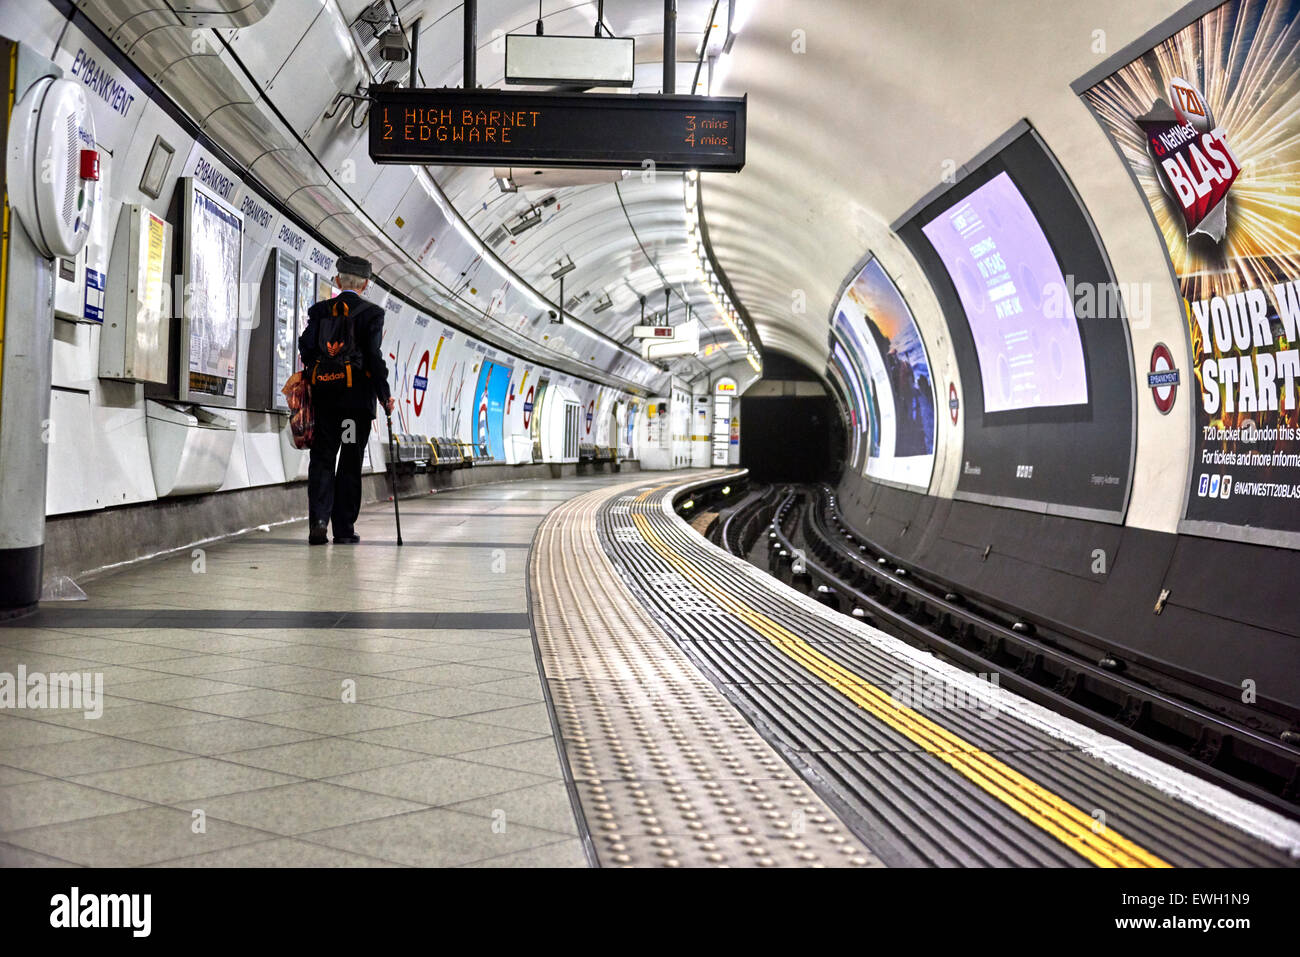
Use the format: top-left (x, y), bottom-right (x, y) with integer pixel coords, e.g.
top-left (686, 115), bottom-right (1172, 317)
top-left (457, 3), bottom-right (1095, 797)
top-left (310, 297), bottom-right (364, 399)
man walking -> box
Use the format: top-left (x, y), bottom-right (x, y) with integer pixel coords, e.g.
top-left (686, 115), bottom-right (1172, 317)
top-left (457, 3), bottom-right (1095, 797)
top-left (298, 255), bottom-right (395, 545)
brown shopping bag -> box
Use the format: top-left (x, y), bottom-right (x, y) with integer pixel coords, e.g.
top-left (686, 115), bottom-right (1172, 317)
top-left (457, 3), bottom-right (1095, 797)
top-left (281, 371), bottom-right (314, 450)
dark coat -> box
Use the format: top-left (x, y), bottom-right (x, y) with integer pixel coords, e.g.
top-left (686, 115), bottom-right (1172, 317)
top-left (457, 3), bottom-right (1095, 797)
top-left (298, 290), bottom-right (392, 417)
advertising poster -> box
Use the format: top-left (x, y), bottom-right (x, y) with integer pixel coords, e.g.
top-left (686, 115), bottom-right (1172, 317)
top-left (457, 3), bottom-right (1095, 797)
top-left (439, 335), bottom-right (475, 441)
top-left (296, 261), bottom-right (314, 368)
top-left (647, 401), bottom-right (663, 447)
top-left (1082, 0), bottom-right (1300, 539)
top-left (531, 378), bottom-right (550, 457)
top-left (829, 335), bottom-right (868, 469)
top-left (131, 210), bottom-right (170, 383)
top-left (184, 179), bottom-right (243, 399)
top-left (472, 359), bottom-right (512, 460)
top-left (505, 365), bottom-right (533, 463)
top-left (572, 380), bottom-right (601, 444)
top-left (831, 257), bottom-right (936, 488)
top-left (271, 252), bottom-right (297, 413)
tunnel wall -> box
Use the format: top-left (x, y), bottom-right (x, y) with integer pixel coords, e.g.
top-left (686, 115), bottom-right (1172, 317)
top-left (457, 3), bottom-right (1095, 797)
top-left (822, 2), bottom-right (1300, 718)
top-left (833, 474), bottom-right (1300, 719)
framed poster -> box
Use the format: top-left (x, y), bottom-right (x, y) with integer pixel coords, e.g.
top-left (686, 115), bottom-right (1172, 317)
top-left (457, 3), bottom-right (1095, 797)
top-left (179, 177), bottom-right (243, 404)
top-left (270, 251), bottom-right (297, 413)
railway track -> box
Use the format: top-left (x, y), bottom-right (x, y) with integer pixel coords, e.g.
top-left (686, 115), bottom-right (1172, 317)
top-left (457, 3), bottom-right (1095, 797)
top-left (701, 478), bottom-right (1300, 821)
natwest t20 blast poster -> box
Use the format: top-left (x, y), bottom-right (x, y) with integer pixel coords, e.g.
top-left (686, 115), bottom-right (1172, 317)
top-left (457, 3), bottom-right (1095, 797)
top-left (1084, 0), bottom-right (1300, 540)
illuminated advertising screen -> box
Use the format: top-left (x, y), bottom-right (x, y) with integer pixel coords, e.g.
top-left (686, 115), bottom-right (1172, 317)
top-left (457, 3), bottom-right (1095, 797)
top-left (831, 257), bottom-right (935, 488)
top-left (922, 172), bottom-right (1088, 413)
top-left (181, 178), bottom-right (243, 402)
top-left (897, 127), bottom-right (1134, 520)
top-left (1080, 0), bottom-right (1300, 543)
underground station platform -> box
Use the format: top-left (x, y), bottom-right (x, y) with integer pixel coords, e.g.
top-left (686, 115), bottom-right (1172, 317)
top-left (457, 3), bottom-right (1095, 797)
top-left (2, 471), bottom-right (1295, 873)
top-left (3, 0), bottom-right (1300, 941)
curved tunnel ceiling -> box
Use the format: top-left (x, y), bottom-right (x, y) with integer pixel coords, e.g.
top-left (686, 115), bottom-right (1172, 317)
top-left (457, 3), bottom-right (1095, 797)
top-left (702, 0), bottom-right (1188, 374)
top-left (397, 0), bottom-right (758, 383)
top-left (67, 0), bottom-right (1193, 393)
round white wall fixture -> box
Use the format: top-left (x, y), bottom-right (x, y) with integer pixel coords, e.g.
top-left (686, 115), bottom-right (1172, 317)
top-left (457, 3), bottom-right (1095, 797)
top-left (6, 76), bottom-right (98, 259)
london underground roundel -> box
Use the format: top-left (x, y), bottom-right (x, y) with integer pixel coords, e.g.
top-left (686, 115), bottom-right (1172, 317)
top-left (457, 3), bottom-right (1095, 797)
top-left (949, 382), bottom-right (959, 425)
top-left (522, 385), bottom-right (535, 429)
top-left (585, 400), bottom-right (595, 435)
top-left (1147, 342), bottom-right (1180, 415)
top-left (413, 350), bottom-right (430, 415)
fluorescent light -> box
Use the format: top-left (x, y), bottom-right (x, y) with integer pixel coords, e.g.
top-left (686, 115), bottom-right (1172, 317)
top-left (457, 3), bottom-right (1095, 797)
top-left (730, 0), bottom-right (755, 34)
top-left (551, 257), bottom-right (575, 279)
top-left (507, 207), bottom-right (542, 235)
top-left (710, 52), bottom-right (733, 95)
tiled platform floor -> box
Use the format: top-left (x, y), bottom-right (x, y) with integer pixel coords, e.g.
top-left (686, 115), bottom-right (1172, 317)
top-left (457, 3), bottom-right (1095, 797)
top-left (0, 474), bottom-right (667, 867)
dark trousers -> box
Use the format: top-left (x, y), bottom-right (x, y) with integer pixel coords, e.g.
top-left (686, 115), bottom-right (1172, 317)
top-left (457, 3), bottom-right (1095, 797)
top-left (308, 404), bottom-right (372, 532)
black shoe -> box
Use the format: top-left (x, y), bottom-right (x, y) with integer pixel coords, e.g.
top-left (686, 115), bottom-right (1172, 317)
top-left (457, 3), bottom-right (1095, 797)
top-left (308, 522), bottom-right (329, 545)
top-left (333, 531), bottom-right (361, 544)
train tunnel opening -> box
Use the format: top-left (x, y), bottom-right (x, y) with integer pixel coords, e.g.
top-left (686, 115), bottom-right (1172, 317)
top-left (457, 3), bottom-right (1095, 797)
top-left (740, 353), bottom-right (845, 482)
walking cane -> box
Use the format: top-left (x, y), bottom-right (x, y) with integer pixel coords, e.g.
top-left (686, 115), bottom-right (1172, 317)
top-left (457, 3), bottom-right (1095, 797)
top-left (386, 411), bottom-right (403, 546)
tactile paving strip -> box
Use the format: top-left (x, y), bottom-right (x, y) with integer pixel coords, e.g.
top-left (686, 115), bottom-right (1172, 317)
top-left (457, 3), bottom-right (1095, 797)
top-left (529, 477), bottom-right (879, 868)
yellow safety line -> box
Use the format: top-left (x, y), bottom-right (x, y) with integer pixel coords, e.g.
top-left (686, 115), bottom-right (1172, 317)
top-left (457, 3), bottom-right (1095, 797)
top-left (624, 481), bottom-right (1169, 868)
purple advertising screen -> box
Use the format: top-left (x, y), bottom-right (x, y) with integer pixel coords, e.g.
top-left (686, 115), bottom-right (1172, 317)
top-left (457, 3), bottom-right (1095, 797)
top-left (921, 172), bottom-right (1088, 412)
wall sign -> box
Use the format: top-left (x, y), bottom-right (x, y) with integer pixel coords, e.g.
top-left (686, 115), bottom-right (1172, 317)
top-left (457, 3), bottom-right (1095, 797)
top-left (1147, 342), bottom-right (1180, 415)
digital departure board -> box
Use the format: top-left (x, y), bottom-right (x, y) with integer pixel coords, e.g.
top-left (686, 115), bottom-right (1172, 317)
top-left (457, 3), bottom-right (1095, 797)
top-left (369, 89), bottom-right (745, 172)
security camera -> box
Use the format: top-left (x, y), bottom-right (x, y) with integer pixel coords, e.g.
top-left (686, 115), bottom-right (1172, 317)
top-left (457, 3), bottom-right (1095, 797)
top-left (548, 309), bottom-right (561, 322)
top-left (379, 30), bottom-right (408, 61)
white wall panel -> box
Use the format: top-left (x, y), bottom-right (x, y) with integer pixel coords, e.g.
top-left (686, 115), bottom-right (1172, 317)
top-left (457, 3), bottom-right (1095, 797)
top-left (227, 0), bottom-right (321, 88)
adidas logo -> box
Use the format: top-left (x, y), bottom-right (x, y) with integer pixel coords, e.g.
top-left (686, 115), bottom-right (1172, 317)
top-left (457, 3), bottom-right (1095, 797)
top-left (325, 341), bottom-right (345, 357)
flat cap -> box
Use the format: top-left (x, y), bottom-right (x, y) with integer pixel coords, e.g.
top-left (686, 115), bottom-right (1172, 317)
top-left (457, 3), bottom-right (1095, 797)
top-left (336, 254), bottom-right (372, 279)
